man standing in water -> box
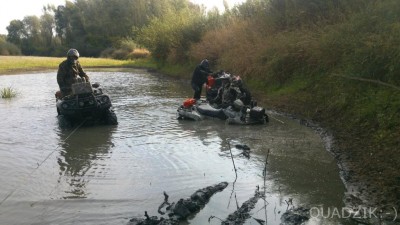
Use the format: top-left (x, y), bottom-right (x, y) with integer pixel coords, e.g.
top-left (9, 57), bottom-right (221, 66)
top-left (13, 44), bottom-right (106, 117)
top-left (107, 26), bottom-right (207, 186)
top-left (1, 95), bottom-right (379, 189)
top-left (191, 59), bottom-right (213, 101)
top-left (57, 48), bottom-right (90, 96)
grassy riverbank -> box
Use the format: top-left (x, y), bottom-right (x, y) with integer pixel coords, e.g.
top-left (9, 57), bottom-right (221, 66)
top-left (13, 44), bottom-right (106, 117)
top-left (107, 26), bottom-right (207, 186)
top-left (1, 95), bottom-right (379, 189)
top-left (260, 74), bottom-right (400, 209)
top-left (0, 56), bottom-right (156, 75)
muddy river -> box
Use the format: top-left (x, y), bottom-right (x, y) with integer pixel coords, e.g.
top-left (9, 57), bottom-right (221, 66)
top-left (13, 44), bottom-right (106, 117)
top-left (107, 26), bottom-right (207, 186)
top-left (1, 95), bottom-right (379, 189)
top-left (0, 69), bottom-right (350, 224)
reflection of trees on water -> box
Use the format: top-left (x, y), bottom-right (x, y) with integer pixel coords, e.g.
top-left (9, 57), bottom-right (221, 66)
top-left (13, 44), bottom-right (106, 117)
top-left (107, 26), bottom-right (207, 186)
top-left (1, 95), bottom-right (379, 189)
top-left (56, 126), bottom-right (115, 199)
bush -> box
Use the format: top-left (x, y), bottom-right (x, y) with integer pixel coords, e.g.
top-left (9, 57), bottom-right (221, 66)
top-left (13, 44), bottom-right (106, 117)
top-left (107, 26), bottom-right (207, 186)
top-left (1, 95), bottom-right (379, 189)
top-left (100, 39), bottom-right (150, 60)
top-left (99, 48), bottom-right (116, 58)
top-left (1, 87), bottom-right (18, 98)
top-left (190, 19), bottom-right (265, 75)
top-left (127, 48), bottom-right (150, 59)
top-left (100, 47), bottom-right (150, 60)
top-left (137, 8), bottom-right (206, 63)
top-left (0, 38), bottom-right (21, 56)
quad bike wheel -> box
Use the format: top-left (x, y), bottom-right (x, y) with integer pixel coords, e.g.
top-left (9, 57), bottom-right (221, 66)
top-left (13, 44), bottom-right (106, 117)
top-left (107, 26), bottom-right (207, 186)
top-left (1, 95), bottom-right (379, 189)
top-left (57, 115), bottom-right (72, 128)
top-left (105, 109), bottom-right (118, 125)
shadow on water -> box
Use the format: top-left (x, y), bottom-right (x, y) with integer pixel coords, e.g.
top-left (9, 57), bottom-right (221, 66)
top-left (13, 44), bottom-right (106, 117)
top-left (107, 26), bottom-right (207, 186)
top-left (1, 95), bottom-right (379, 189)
top-left (55, 125), bottom-right (116, 199)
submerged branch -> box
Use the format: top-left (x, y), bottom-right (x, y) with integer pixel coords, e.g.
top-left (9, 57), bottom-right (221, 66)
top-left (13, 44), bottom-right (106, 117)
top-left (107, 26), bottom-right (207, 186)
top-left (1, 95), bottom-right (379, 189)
top-left (227, 140), bottom-right (238, 181)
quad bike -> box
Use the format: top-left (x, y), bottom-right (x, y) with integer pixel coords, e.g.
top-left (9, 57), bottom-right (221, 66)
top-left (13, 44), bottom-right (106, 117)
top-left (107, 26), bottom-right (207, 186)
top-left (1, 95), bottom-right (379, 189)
top-left (56, 80), bottom-right (118, 127)
top-left (177, 98), bottom-right (268, 125)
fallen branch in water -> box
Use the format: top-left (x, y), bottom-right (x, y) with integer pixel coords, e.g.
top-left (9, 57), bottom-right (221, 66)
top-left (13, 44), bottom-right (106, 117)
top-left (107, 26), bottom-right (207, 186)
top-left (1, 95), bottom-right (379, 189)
top-left (263, 149), bottom-right (270, 194)
top-left (263, 150), bottom-right (270, 224)
top-left (128, 182), bottom-right (229, 225)
top-left (221, 188), bottom-right (263, 225)
top-left (235, 144), bottom-right (251, 159)
top-left (157, 191), bottom-right (171, 215)
top-left (227, 140), bottom-right (238, 181)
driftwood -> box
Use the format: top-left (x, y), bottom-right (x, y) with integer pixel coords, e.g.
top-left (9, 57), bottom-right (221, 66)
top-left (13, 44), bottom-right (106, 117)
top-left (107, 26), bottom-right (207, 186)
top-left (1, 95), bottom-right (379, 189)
top-left (280, 206), bottom-right (310, 225)
top-left (128, 182), bottom-right (229, 225)
top-left (235, 144), bottom-right (251, 159)
top-left (221, 189), bottom-right (263, 225)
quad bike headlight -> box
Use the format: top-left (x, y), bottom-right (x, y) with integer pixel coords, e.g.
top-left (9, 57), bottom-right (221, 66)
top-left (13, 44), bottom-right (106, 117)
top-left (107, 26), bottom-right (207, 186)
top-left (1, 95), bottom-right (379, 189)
top-left (62, 103), bottom-right (69, 109)
top-left (79, 101), bottom-right (85, 107)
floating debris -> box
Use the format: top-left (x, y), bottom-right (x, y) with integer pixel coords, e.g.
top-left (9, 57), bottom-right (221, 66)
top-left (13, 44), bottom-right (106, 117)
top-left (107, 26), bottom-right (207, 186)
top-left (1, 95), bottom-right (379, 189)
top-left (280, 206), bottom-right (310, 225)
top-left (235, 144), bottom-right (251, 158)
top-left (221, 189), bottom-right (263, 225)
top-left (235, 144), bottom-right (250, 151)
top-left (128, 182), bottom-right (229, 225)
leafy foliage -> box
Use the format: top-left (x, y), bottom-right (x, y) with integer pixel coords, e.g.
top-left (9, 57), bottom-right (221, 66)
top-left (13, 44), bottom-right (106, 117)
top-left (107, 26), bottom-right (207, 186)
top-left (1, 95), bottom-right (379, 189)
top-left (4, 0), bottom-right (199, 57)
top-left (0, 35), bottom-right (21, 55)
top-left (137, 5), bottom-right (205, 63)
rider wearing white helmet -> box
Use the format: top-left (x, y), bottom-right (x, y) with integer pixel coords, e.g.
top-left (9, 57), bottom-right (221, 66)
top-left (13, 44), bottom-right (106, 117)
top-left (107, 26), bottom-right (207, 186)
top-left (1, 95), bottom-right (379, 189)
top-left (57, 49), bottom-right (90, 96)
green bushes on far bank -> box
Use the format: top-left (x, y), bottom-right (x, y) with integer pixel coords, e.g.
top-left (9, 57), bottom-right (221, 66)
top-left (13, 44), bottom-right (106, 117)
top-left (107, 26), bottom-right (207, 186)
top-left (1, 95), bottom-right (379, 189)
top-left (0, 35), bottom-right (21, 56)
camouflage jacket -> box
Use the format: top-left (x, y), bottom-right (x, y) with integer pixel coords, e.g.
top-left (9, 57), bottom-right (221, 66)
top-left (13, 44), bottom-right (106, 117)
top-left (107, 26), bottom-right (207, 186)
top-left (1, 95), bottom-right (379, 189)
top-left (57, 60), bottom-right (89, 95)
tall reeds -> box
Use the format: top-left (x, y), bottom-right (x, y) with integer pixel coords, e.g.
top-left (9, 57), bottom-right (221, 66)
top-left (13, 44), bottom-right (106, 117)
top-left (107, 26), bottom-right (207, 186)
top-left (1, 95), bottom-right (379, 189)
top-left (1, 87), bottom-right (17, 98)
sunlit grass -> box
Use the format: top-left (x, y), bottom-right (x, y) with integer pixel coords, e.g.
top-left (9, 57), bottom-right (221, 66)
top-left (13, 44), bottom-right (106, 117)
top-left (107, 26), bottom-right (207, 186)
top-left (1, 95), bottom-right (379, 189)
top-left (0, 56), bottom-right (157, 74)
top-left (1, 86), bottom-right (17, 98)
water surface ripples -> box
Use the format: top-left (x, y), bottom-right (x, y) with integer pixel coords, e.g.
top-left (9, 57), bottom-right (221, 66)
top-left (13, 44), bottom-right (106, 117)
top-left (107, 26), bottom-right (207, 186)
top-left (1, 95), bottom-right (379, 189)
top-left (0, 69), bottom-right (348, 225)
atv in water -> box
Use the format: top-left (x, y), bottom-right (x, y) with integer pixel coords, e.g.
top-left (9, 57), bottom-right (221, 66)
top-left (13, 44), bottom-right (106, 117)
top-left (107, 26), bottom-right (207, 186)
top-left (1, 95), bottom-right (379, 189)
top-left (56, 80), bottom-right (118, 127)
top-left (178, 70), bottom-right (268, 125)
top-left (223, 100), bottom-right (269, 125)
top-left (177, 98), bottom-right (268, 125)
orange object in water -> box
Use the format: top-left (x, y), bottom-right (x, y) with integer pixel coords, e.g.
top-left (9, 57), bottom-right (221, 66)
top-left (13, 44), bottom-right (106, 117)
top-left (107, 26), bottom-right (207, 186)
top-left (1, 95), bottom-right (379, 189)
top-left (183, 98), bottom-right (196, 108)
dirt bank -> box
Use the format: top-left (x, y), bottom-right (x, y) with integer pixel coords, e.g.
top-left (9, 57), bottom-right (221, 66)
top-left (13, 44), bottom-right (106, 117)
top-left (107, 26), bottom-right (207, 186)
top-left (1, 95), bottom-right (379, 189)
top-left (262, 93), bottom-right (400, 219)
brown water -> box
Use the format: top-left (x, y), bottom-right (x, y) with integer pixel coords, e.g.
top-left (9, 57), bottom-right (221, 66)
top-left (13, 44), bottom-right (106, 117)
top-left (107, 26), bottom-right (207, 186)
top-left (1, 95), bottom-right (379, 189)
top-left (0, 69), bottom-right (349, 225)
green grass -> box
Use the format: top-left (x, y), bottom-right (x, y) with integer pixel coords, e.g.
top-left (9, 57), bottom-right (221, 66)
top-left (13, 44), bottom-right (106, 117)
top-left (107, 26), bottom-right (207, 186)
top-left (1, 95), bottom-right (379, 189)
top-left (0, 56), bottom-right (157, 74)
top-left (1, 86), bottom-right (17, 98)
top-left (157, 62), bottom-right (194, 78)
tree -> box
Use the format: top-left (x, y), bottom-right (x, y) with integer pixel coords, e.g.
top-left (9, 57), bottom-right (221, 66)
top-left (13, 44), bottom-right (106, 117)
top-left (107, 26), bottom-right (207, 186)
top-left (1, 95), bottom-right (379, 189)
top-left (6, 20), bottom-right (25, 46)
top-left (41, 5), bottom-right (56, 48)
top-left (0, 35), bottom-right (21, 55)
top-left (21, 16), bottom-right (42, 55)
top-left (137, 4), bottom-right (205, 63)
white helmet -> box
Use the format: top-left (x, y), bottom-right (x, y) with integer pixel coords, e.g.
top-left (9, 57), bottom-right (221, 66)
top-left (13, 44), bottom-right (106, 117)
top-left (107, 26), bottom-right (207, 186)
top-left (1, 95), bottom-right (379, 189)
top-left (67, 49), bottom-right (79, 58)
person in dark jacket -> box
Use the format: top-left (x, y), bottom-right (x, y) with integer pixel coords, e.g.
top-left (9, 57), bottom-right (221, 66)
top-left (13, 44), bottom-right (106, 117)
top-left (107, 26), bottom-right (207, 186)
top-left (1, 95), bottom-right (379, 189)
top-left (191, 59), bottom-right (213, 100)
top-left (57, 49), bottom-right (89, 96)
